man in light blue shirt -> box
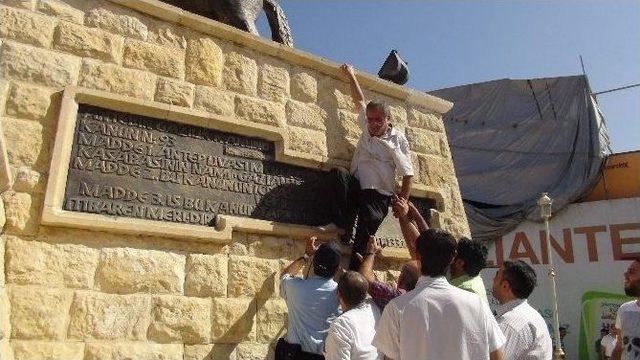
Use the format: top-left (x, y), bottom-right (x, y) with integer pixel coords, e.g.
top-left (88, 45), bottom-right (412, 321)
top-left (278, 237), bottom-right (341, 359)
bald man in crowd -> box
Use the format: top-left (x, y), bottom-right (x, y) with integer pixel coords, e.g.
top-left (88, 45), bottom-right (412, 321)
top-left (324, 271), bottom-right (382, 360)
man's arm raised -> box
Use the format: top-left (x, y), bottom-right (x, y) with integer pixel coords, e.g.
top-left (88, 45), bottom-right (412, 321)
top-left (393, 197), bottom-right (430, 260)
top-left (358, 236), bottom-right (382, 284)
top-left (407, 201), bottom-right (429, 233)
top-left (281, 236), bottom-right (318, 277)
top-left (341, 63), bottom-right (365, 113)
top-left (392, 196), bottom-right (419, 260)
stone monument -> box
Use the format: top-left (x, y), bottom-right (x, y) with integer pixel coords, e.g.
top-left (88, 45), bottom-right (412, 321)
top-left (0, 1), bottom-right (469, 359)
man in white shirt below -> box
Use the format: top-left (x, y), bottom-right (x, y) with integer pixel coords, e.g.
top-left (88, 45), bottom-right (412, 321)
top-left (373, 229), bottom-right (505, 360)
top-left (325, 271), bottom-right (382, 360)
top-left (492, 260), bottom-right (552, 359)
top-left (323, 63), bottom-right (414, 270)
top-left (612, 258), bottom-right (640, 360)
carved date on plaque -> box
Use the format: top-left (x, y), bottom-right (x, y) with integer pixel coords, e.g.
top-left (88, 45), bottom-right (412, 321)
top-left (63, 105), bottom-right (333, 227)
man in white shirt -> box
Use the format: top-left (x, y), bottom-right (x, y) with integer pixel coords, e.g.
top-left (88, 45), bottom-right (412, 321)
top-left (325, 271), bottom-right (382, 360)
top-left (325, 63), bottom-right (414, 271)
top-left (612, 259), bottom-right (640, 360)
top-left (492, 260), bottom-right (552, 359)
top-left (373, 229), bottom-right (505, 360)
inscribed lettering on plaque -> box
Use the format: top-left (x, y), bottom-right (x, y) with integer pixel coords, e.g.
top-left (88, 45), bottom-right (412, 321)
top-left (63, 105), bottom-right (333, 227)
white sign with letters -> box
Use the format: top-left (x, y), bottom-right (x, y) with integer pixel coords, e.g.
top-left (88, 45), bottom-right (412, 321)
top-left (481, 197), bottom-right (640, 360)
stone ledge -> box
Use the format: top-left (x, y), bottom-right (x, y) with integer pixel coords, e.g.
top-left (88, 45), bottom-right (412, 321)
top-left (108, 0), bottom-right (453, 114)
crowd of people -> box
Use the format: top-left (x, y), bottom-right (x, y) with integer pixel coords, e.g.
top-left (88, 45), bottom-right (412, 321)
top-left (273, 64), bottom-right (555, 360)
top-left (277, 207), bottom-right (554, 360)
top-left (274, 62), bottom-right (640, 360)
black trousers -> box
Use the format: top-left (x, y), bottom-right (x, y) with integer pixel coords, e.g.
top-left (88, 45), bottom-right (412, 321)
top-left (328, 168), bottom-right (391, 270)
top-left (275, 339), bottom-right (325, 360)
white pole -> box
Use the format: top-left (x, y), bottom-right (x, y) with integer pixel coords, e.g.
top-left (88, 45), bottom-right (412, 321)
top-left (544, 206), bottom-right (565, 359)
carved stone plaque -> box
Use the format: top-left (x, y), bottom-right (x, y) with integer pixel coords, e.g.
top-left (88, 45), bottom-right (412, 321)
top-left (63, 105), bottom-right (333, 227)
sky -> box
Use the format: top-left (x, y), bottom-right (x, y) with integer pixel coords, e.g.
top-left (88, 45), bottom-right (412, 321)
top-left (258, 1), bottom-right (639, 153)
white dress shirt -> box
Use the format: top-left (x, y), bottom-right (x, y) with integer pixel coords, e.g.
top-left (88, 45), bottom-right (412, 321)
top-left (324, 299), bottom-right (382, 360)
top-left (373, 276), bottom-right (505, 360)
top-left (350, 107), bottom-right (414, 195)
top-left (496, 298), bottom-right (553, 360)
top-left (615, 300), bottom-right (640, 360)
top-left (601, 333), bottom-right (617, 357)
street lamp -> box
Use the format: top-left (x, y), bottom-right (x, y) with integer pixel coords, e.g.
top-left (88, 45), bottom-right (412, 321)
top-left (538, 192), bottom-right (565, 359)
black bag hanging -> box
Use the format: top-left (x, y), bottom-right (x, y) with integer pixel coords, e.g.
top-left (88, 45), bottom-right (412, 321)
top-left (378, 50), bottom-right (409, 85)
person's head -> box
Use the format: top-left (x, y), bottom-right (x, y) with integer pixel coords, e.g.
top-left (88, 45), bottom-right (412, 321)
top-left (492, 260), bottom-right (537, 304)
top-left (397, 260), bottom-right (420, 291)
top-left (416, 229), bottom-right (457, 277)
top-left (600, 328), bottom-right (608, 337)
top-left (624, 259), bottom-right (640, 297)
top-left (365, 100), bottom-right (390, 137)
top-left (559, 326), bottom-right (567, 339)
top-left (451, 237), bottom-right (488, 279)
top-left (337, 271), bottom-right (369, 310)
top-left (313, 242), bottom-right (341, 278)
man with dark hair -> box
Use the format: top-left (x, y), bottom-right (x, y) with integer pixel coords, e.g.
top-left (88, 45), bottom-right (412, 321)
top-left (322, 63), bottom-right (414, 271)
top-left (325, 271), bottom-right (382, 360)
top-left (492, 260), bottom-right (552, 359)
top-left (612, 259), bottom-right (640, 360)
top-left (451, 237), bottom-right (489, 302)
top-left (374, 229), bottom-right (505, 360)
top-left (278, 237), bottom-right (341, 360)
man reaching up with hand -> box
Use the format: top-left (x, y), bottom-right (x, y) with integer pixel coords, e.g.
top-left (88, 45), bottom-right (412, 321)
top-left (323, 64), bottom-right (414, 271)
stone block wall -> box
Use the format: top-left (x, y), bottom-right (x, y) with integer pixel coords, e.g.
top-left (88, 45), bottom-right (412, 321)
top-left (0, 0), bottom-right (469, 359)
